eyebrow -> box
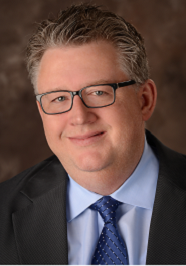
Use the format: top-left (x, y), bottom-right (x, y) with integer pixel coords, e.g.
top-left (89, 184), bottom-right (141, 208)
top-left (85, 79), bottom-right (118, 87)
top-left (48, 79), bottom-right (118, 93)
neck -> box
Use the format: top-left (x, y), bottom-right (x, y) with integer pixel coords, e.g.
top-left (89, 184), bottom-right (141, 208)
top-left (63, 138), bottom-right (145, 195)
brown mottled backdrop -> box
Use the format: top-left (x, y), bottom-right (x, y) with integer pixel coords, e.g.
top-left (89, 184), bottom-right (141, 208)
top-left (1, 0), bottom-right (186, 183)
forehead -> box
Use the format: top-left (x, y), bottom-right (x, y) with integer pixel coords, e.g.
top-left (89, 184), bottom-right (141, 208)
top-left (37, 41), bottom-right (127, 93)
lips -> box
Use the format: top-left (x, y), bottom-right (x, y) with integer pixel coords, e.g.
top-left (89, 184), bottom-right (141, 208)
top-left (69, 131), bottom-right (104, 139)
top-left (68, 131), bottom-right (106, 146)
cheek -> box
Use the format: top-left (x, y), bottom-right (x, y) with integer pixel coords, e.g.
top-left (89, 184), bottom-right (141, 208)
top-left (104, 99), bottom-right (142, 143)
top-left (103, 102), bottom-right (137, 129)
top-left (42, 116), bottom-right (66, 143)
top-left (116, 94), bottom-right (142, 127)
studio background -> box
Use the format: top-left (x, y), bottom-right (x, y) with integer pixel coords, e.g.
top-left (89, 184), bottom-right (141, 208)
top-left (1, 0), bottom-right (186, 183)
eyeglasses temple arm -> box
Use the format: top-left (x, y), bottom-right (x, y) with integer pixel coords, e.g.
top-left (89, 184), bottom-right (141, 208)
top-left (118, 80), bottom-right (136, 88)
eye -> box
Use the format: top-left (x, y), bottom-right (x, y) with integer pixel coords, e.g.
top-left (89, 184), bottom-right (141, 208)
top-left (57, 96), bottom-right (65, 102)
top-left (95, 91), bottom-right (104, 96)
top-left (52, 96), bottom-right (66, 102)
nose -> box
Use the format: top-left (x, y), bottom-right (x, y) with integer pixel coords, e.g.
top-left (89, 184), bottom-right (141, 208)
top-left (69, 95), bottom-right (97, 126)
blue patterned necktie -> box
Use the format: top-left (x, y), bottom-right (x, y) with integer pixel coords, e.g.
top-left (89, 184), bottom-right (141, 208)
top-left (90, 196), bottom-right (129, 265)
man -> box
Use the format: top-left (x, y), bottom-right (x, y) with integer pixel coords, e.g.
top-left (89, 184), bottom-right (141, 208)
top-left (1, 3), bottom-right (186, 265)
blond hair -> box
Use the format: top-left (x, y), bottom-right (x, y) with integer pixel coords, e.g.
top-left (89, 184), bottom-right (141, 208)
top-left (26, 3), bottom-right (149, 93)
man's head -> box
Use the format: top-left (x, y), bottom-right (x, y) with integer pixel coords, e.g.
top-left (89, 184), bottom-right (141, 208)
top-left (26, 4), bottom-right (157, 195)
top-left (26, 3), bottom-right (149, 94)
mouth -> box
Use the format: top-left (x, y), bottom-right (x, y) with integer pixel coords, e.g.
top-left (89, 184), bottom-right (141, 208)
top-left (92, 132), bottom-right (104, 137)
top-left (68, 131), bottom-right (106, 146)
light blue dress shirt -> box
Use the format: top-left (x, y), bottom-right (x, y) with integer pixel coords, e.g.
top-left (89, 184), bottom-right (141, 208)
top-left (66, 139), bottom-right (159, 264)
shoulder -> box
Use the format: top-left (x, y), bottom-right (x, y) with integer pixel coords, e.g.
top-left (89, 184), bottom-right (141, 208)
top-left (0, 155), bottom-right (58, 206)
top-left (146, 130), bottom-right (186, 190)
top-left (0, 155), bottom-right (68, 264)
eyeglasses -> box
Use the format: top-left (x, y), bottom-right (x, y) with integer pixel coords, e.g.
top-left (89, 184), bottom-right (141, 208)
top-left (36, 80), bottom-right (136, 115)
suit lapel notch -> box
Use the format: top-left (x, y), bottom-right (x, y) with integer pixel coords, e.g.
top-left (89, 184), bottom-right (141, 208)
top-left (21, 156), bottom-right (68, 201)
top-left (12, 156), bottom-right (68, 264)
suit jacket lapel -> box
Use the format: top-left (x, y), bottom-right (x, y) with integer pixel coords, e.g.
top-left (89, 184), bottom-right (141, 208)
top-left (12, 156), bottom-right (68, 265)
top-left (146, 130), bottom-right (186, 264)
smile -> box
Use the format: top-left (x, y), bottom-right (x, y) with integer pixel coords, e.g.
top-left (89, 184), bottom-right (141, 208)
top-left (68, 131), bottom-right (106, 146)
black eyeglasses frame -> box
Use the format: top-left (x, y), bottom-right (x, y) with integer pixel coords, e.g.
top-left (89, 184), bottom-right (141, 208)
top-left (36, 79), bottom-right (136, 115)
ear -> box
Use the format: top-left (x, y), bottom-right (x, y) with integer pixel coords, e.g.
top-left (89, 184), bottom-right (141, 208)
top-left (138, 79), bottom-right (157, 121)
top-left (36, 100), bottom-right (44, 120)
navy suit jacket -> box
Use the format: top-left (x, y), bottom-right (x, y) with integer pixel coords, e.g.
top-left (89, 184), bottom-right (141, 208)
top-left (1, 130), bottom-right (186, 264)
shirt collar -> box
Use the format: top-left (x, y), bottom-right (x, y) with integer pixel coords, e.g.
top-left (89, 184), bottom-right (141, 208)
top-left (111, 138), bottom-right (159, 209)
top-left (66, 176), bottom-right (103, 222)
top-left (66, 137), bottom-right (159, 222)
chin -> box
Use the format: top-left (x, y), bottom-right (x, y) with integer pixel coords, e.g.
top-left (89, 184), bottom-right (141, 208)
top-left (73, 154), bottom-right (112, 173)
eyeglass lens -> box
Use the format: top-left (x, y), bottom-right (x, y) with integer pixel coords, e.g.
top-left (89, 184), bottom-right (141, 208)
top-left (41, 85), bottom-right (114, 114)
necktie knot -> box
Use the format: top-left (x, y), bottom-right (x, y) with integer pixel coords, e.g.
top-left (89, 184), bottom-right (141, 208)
top-left (89, 196), bottom-right (122, 224)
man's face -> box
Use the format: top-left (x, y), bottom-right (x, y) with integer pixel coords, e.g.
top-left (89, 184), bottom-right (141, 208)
top-left (37, 41), bottom-right (146, 191)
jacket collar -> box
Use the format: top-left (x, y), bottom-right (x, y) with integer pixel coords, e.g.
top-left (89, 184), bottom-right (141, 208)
top-left (20, 156), bottom-right (68, 201)
top-left (12, 155), bottom-right (68, 264)
top-left (146, 130), bottom-right (186, 264)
